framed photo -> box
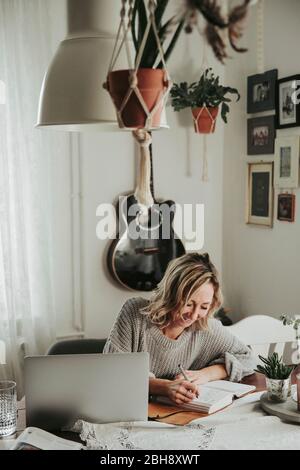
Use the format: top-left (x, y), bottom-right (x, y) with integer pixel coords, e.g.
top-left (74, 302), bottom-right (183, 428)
top-left (247, 116), bottom-right (275, 155)
top-left (277, 193), bottom-right (296, 222)
top-left (274, 135), bottom-right (300, 189)
top-left (247, 69), bottom-right (278, 113)
top-left (276, 74), bottom-right (300, 129)
top-left (247, 162), bottom-right (274, 227)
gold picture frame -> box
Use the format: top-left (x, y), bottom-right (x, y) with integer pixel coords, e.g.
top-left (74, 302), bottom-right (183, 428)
top-left (246, 162), bottom-right (274, 227)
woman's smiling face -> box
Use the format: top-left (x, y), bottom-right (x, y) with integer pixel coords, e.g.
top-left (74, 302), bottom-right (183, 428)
top-left (173, 282), bottom-right (214, 329)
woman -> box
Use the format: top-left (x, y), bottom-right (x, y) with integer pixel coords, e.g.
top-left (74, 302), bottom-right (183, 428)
top-left (103, 253), bottom-right (254, 405)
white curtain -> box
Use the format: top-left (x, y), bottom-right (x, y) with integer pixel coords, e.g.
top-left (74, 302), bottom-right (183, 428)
top-left (0, 0), bottom-right (67, 395)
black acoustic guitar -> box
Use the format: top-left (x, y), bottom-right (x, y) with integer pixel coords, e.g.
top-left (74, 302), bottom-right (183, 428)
top-left (107, 133), bottom-right (185, 291)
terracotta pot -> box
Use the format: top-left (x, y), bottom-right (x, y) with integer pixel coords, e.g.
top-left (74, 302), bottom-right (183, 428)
top-left (192, 107), bottom-right (219, 134)
top-left (107, 69), bottom-right (168, 129)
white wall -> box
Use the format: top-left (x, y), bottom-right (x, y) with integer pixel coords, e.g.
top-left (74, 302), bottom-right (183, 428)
top-left (80, 33), bottom-right (225, 338)
top-left (13, 0), bottom-right (298, 340)
top-left (223, 0), bottom-right (300, 322)
top-left (35, 1), bottom-right (226, 339)
top-left (46, 0), bottom-right (300, 337)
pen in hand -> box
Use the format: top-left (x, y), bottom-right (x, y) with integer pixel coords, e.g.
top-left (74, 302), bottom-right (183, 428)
top-left (178, 364), bottom-right (199, 398)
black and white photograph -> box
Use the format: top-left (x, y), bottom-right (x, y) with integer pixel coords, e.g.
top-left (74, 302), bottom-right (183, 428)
top-left (247, 69), bottom-right (277, 113)
top-left (253, 82), bottom-right (270, 103)
top-left (252, 126), bottom-right (269, 146)
top-left (277, 193), bottom-right (296, 222)
top-left (274, 135), bottom-right (300, 189)
top-left (281, 86), bottom-right (295, 119)
top-left (277, 74), bottom-right (300, 128)
top-left (247, 116), bottom-right (275, 155)
top-left (247, 162), bottom-right (274, 227)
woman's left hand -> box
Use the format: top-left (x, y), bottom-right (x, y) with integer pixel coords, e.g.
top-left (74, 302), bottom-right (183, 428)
top-left (175, 369), bottom-right (210, 385)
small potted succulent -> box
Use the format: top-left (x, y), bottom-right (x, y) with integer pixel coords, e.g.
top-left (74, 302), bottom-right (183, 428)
top-left (170, 68), bottom-right (240, 134)
top-left (256, 352), bottom-right (294, 403)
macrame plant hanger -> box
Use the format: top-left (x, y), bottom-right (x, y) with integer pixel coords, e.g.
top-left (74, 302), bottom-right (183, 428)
top-left (195, 31), bottom-right (216, 182)
top-left (104, 0), bottom-right (172, 213)
top-left (256, 0), bottom-right (265, 74)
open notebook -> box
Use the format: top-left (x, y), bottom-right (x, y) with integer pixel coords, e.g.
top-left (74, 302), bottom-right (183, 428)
top-left (157, 380), bottom-right (256, 414)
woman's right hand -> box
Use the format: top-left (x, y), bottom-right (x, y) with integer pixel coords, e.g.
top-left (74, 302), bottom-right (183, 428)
top-left (165, 379), bottom-right (199, 405)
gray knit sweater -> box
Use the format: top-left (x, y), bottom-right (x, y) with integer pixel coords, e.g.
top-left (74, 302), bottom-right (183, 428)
top-left (103, 297), bottom-right (255, 382)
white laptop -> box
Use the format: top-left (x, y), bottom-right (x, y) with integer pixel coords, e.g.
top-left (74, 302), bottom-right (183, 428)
top-left (24, 352), bottom-right (149, 431)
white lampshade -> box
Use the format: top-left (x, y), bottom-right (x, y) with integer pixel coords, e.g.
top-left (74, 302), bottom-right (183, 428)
top-left (36, 0), bottom-right (130, 131)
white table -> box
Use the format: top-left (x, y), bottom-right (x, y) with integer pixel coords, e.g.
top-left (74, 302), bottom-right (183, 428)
top-left (2, 394), bottom-right (300, 450)
top-left (190, 392), bottom-right (300, 450)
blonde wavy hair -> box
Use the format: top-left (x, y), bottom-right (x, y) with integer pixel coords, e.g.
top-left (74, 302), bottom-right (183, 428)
top-left (141, 252), bottom-right (223, 331)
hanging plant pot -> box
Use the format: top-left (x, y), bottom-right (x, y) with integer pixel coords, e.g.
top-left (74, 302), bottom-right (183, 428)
top-left (191, 107), bottom-right (219, 134)
top-left (106, 69), bottom-right (169, 130)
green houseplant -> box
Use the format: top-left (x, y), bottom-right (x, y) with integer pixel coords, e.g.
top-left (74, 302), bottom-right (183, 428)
top-left (255, 352), bottom-right (294, 402)
top-left (131, 0), bottom-right (251, 68)
top-left (106, 0), bottom-right (250, 129)
top-left (170, 68), bottom-right (240, 133)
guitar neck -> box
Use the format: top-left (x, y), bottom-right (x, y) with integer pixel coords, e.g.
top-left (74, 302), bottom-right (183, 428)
top-left (149, 132), bottom-right (155, 202)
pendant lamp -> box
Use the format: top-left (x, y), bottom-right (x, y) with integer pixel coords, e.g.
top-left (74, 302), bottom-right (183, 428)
top-left (36, 0), bottom-right (132, 131)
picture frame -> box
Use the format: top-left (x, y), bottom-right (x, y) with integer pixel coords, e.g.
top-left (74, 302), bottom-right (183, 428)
top-left (247, 69), bottom-right (278, 114)
top-left (247, 162), bottom-right (274, 227)
top-left (277, 193), bottom-right (296, 222)
top-left (276, 74), bottom-right (300, 129)
top-left (274, 135), bottom-right (300, 189)
top-left (247, 116), bottom-right (275, 155)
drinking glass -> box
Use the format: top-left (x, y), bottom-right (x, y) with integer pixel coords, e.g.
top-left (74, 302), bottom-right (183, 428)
top-left (0, 381), bottom-right (17, 437)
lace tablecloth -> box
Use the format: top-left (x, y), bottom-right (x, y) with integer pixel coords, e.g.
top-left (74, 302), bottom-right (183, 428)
top-left (74, 392), bottom-right (300, 450)
top-left (186, 392), bottom-right (300, 450)
top-left (74, 420), bottom-right (215, 450)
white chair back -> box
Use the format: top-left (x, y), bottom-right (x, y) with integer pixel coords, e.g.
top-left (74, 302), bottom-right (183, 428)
top-left (226, 315), bottom-right (298, 366)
